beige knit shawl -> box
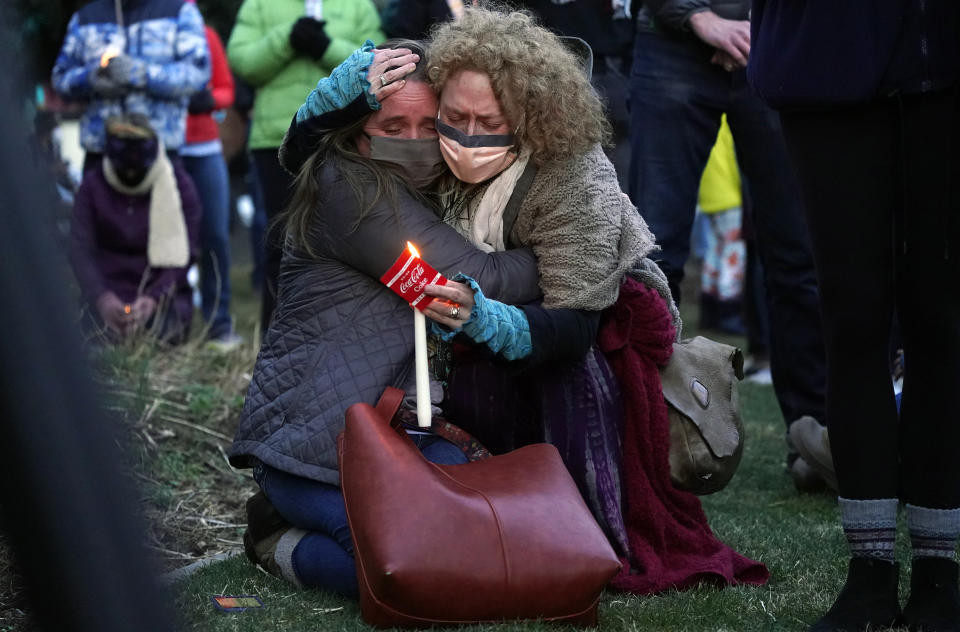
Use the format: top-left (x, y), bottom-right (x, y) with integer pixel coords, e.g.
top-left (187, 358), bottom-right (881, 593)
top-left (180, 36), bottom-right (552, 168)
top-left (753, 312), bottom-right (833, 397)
top-left (510, 144), bottom-right (657, 311)
top-left (103, 146), bottom-right (189, 268)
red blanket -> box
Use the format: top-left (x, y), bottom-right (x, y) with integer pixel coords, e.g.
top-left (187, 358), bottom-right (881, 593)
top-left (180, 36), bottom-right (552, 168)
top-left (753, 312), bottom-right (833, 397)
top-left (598, 277), bottom-right (769, 593)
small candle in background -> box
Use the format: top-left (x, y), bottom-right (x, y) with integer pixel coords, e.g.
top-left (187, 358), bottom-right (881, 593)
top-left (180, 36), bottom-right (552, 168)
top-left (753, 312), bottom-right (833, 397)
top-left (123, 304), bottom-right (132, 315)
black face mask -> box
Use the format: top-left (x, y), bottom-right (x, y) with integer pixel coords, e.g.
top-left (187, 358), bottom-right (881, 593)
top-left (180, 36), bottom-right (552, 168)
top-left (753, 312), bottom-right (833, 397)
top-left (368, 136), bottom-right (447, 190)
top-left (105, 134), bottom-right (158, 186)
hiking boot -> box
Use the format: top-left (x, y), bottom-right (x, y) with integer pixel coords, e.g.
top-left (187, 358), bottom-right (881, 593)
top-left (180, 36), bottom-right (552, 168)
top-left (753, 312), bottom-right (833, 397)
top-left (902, 557), bottom-right (960, 631)
top-left (810, 557), bottom-right (902, 631)
top-left (790, 416), bottom-right (838, 492)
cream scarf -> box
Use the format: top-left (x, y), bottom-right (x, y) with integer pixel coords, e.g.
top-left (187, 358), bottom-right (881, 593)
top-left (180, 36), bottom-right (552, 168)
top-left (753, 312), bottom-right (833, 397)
top-left (103, 146), bottom-right (189, 268)
top-left (458, 151), bottom-right (530, 252)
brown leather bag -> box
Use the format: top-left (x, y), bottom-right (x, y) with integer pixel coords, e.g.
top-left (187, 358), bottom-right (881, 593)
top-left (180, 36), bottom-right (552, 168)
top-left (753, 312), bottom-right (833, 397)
top-left (338, 388), bottom-right (621, 628)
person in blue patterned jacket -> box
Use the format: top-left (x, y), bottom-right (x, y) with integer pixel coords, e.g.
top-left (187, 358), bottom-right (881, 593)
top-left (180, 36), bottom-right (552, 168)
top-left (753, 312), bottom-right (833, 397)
top-left (51, 0), bottom-right (210, 170)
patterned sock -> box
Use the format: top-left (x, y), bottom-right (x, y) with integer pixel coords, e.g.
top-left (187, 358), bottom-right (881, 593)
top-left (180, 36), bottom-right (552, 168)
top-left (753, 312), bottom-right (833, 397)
top-left (907, 504), bottom-right (960, 560)
top-left (840, 497), bottom-right (898, 562)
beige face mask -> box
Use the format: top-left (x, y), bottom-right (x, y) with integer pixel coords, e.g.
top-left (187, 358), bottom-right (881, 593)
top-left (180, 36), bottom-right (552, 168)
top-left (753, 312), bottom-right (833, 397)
top-left (435, 119), bottom-right (516, 184)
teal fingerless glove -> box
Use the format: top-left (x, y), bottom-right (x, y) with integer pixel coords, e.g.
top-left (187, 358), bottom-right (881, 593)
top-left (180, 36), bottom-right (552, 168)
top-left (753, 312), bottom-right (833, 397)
top-left (296, 40), bottom-right (378, 123)
top-left (431, 274), bottom-right (532, 361)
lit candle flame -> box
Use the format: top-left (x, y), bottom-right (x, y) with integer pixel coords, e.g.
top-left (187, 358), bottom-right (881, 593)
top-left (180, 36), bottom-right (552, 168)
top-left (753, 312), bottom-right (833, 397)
top-left (124, 304), bottom-right (132, 315)
top-left (100, 46), bottom-right (120, 68)
top-left (406, 242), bottom-right (420, 258)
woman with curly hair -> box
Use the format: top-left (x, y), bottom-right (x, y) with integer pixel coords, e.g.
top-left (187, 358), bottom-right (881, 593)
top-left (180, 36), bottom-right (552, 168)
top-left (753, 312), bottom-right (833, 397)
top-left (265, 6), bottom-right (767, 598)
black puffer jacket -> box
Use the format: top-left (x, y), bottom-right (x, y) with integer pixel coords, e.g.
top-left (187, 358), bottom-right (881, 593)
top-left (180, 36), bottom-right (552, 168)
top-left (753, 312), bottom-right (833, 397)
top-left (230, 160), bottom-right (542, 485)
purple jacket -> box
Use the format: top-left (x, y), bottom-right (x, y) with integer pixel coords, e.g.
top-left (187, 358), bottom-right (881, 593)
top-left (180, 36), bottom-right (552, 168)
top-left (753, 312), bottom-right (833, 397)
top-left (68, 160), bottom-right (201, 327)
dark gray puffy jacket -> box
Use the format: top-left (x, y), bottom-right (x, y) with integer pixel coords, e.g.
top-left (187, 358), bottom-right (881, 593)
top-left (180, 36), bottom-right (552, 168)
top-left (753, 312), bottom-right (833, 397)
top-left (229, 160), bottom-right (542, 485)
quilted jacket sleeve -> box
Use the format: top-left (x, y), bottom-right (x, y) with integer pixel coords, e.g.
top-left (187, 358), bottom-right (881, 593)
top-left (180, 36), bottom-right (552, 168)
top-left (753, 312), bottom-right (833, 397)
top-left (315, 166), bottom-right (542, 306)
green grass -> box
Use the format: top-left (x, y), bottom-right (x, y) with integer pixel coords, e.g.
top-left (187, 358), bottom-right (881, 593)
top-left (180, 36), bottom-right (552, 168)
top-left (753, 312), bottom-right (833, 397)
top-left (169, 382), bottom-right (887, 632)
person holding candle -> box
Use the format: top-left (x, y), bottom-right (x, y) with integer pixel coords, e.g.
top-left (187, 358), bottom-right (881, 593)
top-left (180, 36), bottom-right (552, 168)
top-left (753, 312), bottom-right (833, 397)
top-left (68, 114), bottom-right (201, 344)
top-left (51, 0), bottom-right (210, 172)
top-left (229, 40), bottom-right (545, 595)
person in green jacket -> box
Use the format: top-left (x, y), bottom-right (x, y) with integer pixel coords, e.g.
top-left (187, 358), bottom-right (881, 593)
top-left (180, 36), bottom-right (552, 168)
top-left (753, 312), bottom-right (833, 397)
top-left (226, 0), bottom-right (384, 331)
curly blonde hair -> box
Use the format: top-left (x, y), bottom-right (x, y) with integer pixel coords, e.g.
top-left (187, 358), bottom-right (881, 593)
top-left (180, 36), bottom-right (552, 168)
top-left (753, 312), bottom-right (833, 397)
top-left (427, 6), bottom-right (610, 166)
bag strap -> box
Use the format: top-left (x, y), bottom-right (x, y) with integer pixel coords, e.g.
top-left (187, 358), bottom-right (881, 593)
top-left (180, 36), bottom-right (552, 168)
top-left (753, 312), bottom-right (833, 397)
top-left (501, 161), bottom-right (538, 249)
top-left (375, 387), bottom-right (406, 428)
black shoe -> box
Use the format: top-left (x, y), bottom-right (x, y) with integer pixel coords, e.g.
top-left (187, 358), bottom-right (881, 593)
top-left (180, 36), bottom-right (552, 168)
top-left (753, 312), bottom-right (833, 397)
top-left (810, 557), bottom-right (902, 631)
top-left (902, 557), bottom-right (960, 631)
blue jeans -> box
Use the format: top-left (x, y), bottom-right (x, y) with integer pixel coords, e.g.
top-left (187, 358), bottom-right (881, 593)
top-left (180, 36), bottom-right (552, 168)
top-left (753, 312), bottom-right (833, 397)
top-left (627, 30), bottom-right (826, 429)
top-left (182, 153), bottom-right (232, 338)
top-left (254, 434), bottom-right (467, 597)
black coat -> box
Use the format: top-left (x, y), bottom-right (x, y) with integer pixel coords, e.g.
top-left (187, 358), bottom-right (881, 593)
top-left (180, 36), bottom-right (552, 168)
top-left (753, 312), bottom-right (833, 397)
top-left (748, 0), bottom-right (960, 109)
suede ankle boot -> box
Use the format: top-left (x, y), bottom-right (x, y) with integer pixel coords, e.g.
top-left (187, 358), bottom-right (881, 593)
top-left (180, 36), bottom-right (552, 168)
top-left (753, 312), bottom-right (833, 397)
top-left (810, 557), bottom-right (902, 631)
top-left (902, 557), bottom-right (960, 631)
top-left (245, 491), bottom-right (289, 541)
top-left (242, 491), bottom-right (290, 574)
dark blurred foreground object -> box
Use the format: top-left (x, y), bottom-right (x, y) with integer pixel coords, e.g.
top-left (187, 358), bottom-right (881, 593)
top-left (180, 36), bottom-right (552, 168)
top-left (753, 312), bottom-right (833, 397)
top-left (0, 66), bottom-right (175, 632)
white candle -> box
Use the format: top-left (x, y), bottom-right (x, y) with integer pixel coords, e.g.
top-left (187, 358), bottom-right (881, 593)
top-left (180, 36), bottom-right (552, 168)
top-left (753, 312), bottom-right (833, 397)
top-left (413, 308), bottom-right (431, 427)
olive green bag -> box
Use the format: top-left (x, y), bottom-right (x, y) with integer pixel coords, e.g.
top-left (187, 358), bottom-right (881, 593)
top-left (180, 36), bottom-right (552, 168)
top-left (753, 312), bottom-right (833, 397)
top-left (660, 336), bottom-right (746, 495)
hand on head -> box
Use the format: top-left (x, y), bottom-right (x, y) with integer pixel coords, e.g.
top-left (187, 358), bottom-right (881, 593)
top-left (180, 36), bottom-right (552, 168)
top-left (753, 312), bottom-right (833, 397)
top-left (421, 281), bottom-right (474, 329)
top-left (367, 48), bottom-right (420, 103)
